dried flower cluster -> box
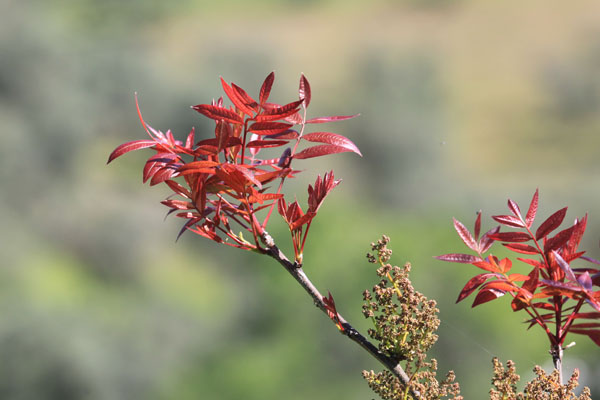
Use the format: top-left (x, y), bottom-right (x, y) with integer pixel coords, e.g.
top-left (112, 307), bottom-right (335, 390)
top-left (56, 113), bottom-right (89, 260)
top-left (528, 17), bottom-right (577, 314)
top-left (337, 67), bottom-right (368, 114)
top-left (362, 236), bottom-right (462, 399)
top-left (489, 358), bottom-right (591, 400)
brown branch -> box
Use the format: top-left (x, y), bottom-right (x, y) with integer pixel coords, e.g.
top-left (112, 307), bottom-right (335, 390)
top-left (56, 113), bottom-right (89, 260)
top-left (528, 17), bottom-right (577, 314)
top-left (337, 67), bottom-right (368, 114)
top-left (262, 235), bottom-right (422, 399)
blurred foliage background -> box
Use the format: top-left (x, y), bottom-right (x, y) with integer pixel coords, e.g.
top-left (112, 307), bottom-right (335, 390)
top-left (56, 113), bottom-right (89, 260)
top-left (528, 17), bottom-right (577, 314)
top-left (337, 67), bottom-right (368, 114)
top-left (1, 0), bottom-right (600, 398)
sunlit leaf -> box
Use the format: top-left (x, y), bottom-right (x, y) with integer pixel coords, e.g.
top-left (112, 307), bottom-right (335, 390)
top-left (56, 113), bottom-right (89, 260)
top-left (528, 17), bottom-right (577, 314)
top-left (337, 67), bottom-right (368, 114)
top-left (456, 273), bottom-right (494, 303)
top-left (306, 114), bottom-right (360, 124)
top-left (107, 140), bottom-right (156, 164)
top-left (525, 189), bottom-right (539, 228)
top-left (535, 207), bottom-right (568, 240)
top-left (472, 288), bottom-right (505, 307)
top-left (301, 132), bottom-right (362, 156)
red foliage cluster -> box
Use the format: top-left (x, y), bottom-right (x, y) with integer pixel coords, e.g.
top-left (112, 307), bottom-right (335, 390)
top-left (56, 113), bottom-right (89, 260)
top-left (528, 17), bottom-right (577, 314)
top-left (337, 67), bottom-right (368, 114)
top-left (108, 73), bottom-right (360, 261)
top-left (437, 190), bottom-right (600, 348)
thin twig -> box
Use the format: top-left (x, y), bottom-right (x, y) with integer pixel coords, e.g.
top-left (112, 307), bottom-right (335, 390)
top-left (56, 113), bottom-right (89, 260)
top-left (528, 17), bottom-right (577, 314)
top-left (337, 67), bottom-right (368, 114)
top-left (262, 236), bottom-right (422, 399)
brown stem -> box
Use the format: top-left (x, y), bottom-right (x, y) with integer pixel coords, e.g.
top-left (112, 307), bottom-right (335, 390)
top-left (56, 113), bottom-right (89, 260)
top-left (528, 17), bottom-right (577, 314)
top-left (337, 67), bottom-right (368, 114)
top-left (262, 235), bottom-right (422, 399)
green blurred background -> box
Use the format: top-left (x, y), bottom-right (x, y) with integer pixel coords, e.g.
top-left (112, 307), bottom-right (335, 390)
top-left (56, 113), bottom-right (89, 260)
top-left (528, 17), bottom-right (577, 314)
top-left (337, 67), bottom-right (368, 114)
top-left (2, 0), bottom-right (600, 398)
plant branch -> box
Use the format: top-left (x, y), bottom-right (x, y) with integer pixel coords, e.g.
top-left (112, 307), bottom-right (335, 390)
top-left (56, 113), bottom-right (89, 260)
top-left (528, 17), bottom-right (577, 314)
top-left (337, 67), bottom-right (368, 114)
top-left (262, 234), bottom-right (422, 399)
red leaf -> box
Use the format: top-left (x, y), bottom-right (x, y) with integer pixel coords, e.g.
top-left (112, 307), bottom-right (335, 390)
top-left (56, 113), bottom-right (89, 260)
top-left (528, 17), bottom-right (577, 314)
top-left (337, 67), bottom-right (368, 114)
top-left (474, 211), bottom-right (482, 241)
top-left (150, 166), bottom-right (175, 186)
top-left (231, 83), bottom-right (258, 111)
top-left (479, 226), bottom-right (500, 253)
top-left (456, 273), bottom-right (494, 303)
top-left (566, 215), bottom-right (587, 256)
top-left (535, 207), bottom-right (568, 240)
top-left (525, 189), bottom-right (539, 228)
top-left (482, 280), bottom-right (518, 293)
top-left (299, 74), bottom-right (311, 107)
top-left (568, 329), bottom-right (600, 346)
top-left (256, 99), bottom-right (304, 122)
top-left (192, 104), bottom-right (243, 124)
top-left (517, 258), bottom-right (545, 269)
top-left (453, 218), bottom-right (478, 252)
top-left (177, 160), bottom-right (219, 176)
top-left (507, 198), bottom-right (522, 219)
top-left (248, 122), bottom-right (293, 136)
top-left (473, 260), bottom-right (501, 273)
top-left (306, 114), bottom-right (360, 124)
top-left (289, 211), bottom-right (316, 231)
top-left (165, 180), bottom-right (191, 198)
top-left (503, 243), bottom-right (539, 255)
top-left (301, 132), bottom-right (362, 156)
top-left (472, 288), bottom-right (505, 307)
top-left (487, 232), bottom-right (531, 243)
top-left (544, 225), bottom-right (575, 253)
top-left (246, 139), bottom-right (289, 149)
top-left (259, 72), bottom-right (275, 105)
top-left (220, 78), bottom-right (255, 116)
top-left (435, 253), bottom-right (481, 263)
top-left (293, 144), bottom-right (357, 160)
top-left (107, 140), bottom-right (156, 163)
top-left (551, 250), bottom-right (577, 281)
top-left (492, 215), bottom-right (525, 228)
top-left (323, 292), bottom-right (344, 332)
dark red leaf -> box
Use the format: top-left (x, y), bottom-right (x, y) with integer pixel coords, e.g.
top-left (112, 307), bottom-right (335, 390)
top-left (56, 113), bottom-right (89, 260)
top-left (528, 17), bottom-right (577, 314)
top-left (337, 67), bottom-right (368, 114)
top-left (231, 83), bottom-right (258, 111)
top-left (299, 74), bottom-right (311, 107)
top-left (220, 78), bottom-right (255, 116)
top-left (107, 140), bottom-right (156, 164)
top-left (293, 144), bottom-right (358, 160)
top-left (507, 198), bottom-right (522, 219)
top-left (479, 226), bottom-right (500, 253)
top-left (256, 99), bottom-right (304, 122)
top-left (472, 288), bottom-right (505, 307)
top-left (566, 215), bottom-right (587, 256)
top-left (306, 114), bottom-right (360, 124)
top-left (435, 253), bottom-right (481, 263)
top-left (544, 225), bottom-right (575, 253)
top-left (487, 232), bottom-right (531, 243)
top-left (525, 189), bottom-right (539, 228)
top-left (192, 104), bottom-right (243, 124)
top-left (150, 166), bottom-right (176, 186)
top-left (246, 139), bottom-right (289, 149)
top-left (473, 260), bottom-right (501, 273)
top-left (453, 218), bottom-right (478, 252)
top-left (301, 132), bottom-right (362, 156)
top-left (474, 211), bottom-right (482, 241)
top-left (492, 215), bottom-right (525, 228)
top-left (535, 207), bottom-right (568, 240)
top-left (289, 211), bottom-right (316, 231)
top-left (503, 243), bottom-right (539, 255)
top-left (456, 273), bottom-right (494, 303)
top-left (165, 180), bottom-right (191, 198)
top-left (568, 329), bottom-right (600, 346)
top-left (570, 312), bottom-right (600, 319)
top-left (517, 258), bottom-right (545, 269)
top-left (482, 280), bottom-right (518, 293)
top-left (551, 250), bottom-right (577, 281)
top-left (248, 122), bottom-right (293, 136)
top-left (259, 72), bottom-right (275, 105)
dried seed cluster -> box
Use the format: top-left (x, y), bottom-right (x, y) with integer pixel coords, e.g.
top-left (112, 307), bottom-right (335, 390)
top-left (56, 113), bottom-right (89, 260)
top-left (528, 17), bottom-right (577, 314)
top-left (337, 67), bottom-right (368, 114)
top-left (489, 358), bottom-right (592, 400)
top-left (362, 236), bottom-right (462, 399)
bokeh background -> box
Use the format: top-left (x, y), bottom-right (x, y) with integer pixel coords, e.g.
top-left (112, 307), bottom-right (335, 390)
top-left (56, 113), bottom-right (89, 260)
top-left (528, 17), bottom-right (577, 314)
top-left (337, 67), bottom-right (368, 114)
top-left (2, 0), bottom-right (600, 398)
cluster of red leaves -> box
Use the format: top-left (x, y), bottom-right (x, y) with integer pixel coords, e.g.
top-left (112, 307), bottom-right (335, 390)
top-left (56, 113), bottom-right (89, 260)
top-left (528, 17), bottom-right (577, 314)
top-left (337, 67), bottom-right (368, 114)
top-left (108, 73), bottom-right (360, 259)
top-left (437, 190), bottom-right (600, 348)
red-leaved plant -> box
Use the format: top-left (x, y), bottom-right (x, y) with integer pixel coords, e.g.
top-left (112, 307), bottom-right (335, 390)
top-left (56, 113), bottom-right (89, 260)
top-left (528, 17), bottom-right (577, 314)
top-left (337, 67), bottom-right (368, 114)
top-left (108, 72), bottom-right (360, 263)
top-left (436, 190), bottom-right (600, 382)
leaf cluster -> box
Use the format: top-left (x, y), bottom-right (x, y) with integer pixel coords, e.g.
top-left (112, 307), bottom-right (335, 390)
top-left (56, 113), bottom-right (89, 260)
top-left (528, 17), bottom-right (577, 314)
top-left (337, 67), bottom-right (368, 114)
top-left (108, 73), bottom-right (360, 261)
top-left (437, 190), bottom-right (600, 350)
